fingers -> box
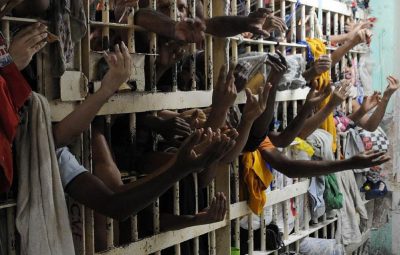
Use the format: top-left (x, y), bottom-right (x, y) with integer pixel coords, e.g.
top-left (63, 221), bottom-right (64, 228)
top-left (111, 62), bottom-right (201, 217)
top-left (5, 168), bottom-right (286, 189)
top-left (260, 82), bottom-right (272, 107)
top-left (180, 128), bottom-right (203, 153)
top-left (217, 65), bottom-right (227, 89)
top-left (120, 41), bottom-right (131, 69)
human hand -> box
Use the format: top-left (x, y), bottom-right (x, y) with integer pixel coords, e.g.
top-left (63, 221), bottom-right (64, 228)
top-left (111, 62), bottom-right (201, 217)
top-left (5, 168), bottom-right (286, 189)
top-left (175, 18), bottom-right (206, 44)
top-left (312, 55), bottom-right (331, 75)
top-left (0, 0), bottom-right (24, 17)
top-left (266, 51), bottom-right (288, 85)
top-left (328, 80), bottom-right (351, 107)
top-left (159, 116), bottom-right (192, 140)
top-left (9, 23), bottom-right (48, 70)
top-left (195, 192), bottom-right (227, 224)
top-left (181, 109), bottom-right (207, 129)
top-left (350, 150), bottom-right (391, 169)
top-left (246, 8), bottom-right (273, 37)
top-left (175, 129), bottom-right (235, 172)
top-left (212, 65), bottom-right (237, 110)
top-left (360, 91), bottom-right (381, 113)
top-left (262, 12), bottom-right (287, 34)
top-left (304, 80), bottom-right (332, 110)
top-left (242, 82), bottom-right (272, 122)
top-left (383, 75), bottom-right (399, 98)
top-left (100, 42), bottom-right (132, 96)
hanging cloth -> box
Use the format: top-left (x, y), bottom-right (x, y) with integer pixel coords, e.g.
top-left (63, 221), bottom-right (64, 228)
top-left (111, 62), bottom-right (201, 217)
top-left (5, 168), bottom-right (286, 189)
top-left (306, 38), bottom-right (336, 151)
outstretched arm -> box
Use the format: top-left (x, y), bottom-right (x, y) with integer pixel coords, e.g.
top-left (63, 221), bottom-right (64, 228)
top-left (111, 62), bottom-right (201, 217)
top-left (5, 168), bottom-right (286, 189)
top-left (298, 81), bottom-right (351, 139)
top-left (66, 130), bottom-right (234, 220)
top-left (356, 76), bottom-right (399, 131)
top-left (53, 43), bottom-right (132, 148)
top-left (269, 81), bottom-right (331, 148)
top-left (160, 192), bottom-right (226, 231)
top-left (260, 147), bottom-right (390, 178)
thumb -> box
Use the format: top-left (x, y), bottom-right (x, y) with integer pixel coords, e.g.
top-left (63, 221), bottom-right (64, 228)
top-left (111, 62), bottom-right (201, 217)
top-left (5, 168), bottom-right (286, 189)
top-left (245, 88), bottom-right (253, 102)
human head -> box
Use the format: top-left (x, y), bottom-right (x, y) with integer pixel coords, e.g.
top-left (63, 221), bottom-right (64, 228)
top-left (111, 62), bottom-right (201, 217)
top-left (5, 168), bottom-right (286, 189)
top-left (157, 0), bottom-right (188, 20)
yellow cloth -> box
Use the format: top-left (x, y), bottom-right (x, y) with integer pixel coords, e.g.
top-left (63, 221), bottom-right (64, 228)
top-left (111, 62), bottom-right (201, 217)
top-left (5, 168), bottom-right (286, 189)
top-left (242, 141), bottom-right (274, 215)
top-left (306, 38), bottom-right (337, 151)
top-left (291, 137), bottom-right (315, 157)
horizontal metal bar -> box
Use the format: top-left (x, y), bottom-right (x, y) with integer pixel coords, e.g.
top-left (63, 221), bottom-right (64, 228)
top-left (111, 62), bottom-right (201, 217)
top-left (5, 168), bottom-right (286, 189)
top-left (251, 218), bottom-right (338, 255)
top-left (50, 87), bottom-right (310, 121)
top-left (286, 0), bottom-right (351, 15)
top-left (97, 221), bottom-right (227, 255)
top-left (89, 21), bottom-right (145, 31)
top-left (230, 180), bottom-right (310, 220)
top-left (1, 16), bottom-right (46, 23)
top-left (0, 200), bottom-right (16, 210)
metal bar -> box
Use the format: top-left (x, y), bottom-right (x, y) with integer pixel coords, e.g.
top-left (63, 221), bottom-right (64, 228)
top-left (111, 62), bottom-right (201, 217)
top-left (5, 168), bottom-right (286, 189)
top-left (6, 207), bottom-right (16, 255)
top-left (189, 0), bottom-right (197, 91)
top-left (248, 213), bottom-right (254, 255)
top-left (208, 181), bottom-right (216, 255)
top-left (233, 159), bottom-right (240, 249)
top-left (309, 7), bottom-right (315, 38)
top-left (204, 0), bottom-right (213, 90)
top-left (149, 0), bottom-right (158, 91)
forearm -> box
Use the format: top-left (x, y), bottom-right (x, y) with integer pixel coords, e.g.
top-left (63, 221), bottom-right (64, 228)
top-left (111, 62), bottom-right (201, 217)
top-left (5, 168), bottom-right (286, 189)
top-left (331, 39), bottom-right (359, 66)
top-left (250, 87), bottom-right (278, 138)
top-left (204, 107), bottom-right (229, 130)
top-left (160, 214), bottom-right (197, 231)
top-left (135, 8), bottom-right (176, 39)
top-left (109, 163), bottom-right (188, 219)
top-left (298, 104), bottom-right (335, 139)
top-left (302, 67), bottom-right (318, 82)
top-left (329, 33), bottom-right (350, 44)
top-left (348, 108), bottom-right (367, 125)
top-left (360, 96), bottom-right (390, 131)
top-left (205, 16), bottom-right (248, 37)
top-left (221, 118), bottom-right (253, 163)
top-left (261, 149), bottom-right (352, 178)
top-left (198, 163), bottom-right (218, 189)
top-left (158, 110), bottom-right (180, 119)
top-left (269, 106), bottom-right (312, 147)
top-left (53, 89), bottom-right (112, 148)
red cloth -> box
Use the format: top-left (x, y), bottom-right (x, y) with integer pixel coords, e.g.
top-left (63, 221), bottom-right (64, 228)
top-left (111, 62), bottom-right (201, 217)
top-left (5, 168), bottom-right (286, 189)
top-left (0, 63), bottom-right (31, 192)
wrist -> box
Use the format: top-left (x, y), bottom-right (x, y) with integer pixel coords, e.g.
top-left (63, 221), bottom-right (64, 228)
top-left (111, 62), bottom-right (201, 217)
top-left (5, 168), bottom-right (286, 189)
top-left (382, 92), bottom-right (392, 102)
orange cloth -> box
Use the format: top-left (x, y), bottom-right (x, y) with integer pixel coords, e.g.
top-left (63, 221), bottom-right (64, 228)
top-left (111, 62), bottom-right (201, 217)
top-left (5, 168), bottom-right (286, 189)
top-left (306, 38), bottom-right (337, 151)
top-left (241, 137), bottom-right (274, 215)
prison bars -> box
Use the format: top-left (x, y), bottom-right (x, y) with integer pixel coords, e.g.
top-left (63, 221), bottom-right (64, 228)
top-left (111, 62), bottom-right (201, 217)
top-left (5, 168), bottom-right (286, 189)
top-left (0, 0), bottom-right (369, 254)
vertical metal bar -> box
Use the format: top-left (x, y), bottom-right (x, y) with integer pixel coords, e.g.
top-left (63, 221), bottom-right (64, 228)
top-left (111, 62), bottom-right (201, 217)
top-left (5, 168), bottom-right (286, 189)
top-left (270, 0), bottom-right (276, 53)
top-left (127, 6), bottom-right (136, 53)
top-left (245, 0), bottom-right (251, 53)
top-left (129, 115), bottom-right (138, 242)
top-left (173, 181), bottom-right (181, 255)
top-left (102, 0), bottom-right (110, 49)
top-left (280, 0), bottom-right (286, 54)
top-left (248, 213), bottom-right (254, 255)
top-left (193, 172), bottom-right (200, 255)
top-left (233, 158), bottom-right (240, 249)
top-left (104, 116), bottom-right (114, 249)
top-left (83, 129), bottom-right (95, 254)
top-left (309, 7), bottom-right (315, 39)
top-left (204, 0), bottom-right (213, 90)
top-left (290, 2), bottom-right (297, 47)
top-left (149, 0), bottom-right (158, 91)
top-left (189, 0), bottom-right (197, 91)
top-left (6, 207), bottom-right (16, 255)
top-left (208, 181), bottom-right (216, 255)
top-left (170, 0), bottom-right (178, 92)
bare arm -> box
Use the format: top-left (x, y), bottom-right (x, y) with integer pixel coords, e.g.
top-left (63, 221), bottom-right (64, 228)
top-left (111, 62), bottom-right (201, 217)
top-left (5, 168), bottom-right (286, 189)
top-left (53, 43), bottom-right (132, 148)
top-left (260, 147), bottom-right (390, 178)
top-left (356, 76), bottom-right (399, 131)
top-left (66, 130), bottom-right (232, 220)
top-left (269, 83), bottom-right (331, 147)
top-left (299, 81), bottom-right (351, 139)
top-left (160, 192), bottom-right (226, 231)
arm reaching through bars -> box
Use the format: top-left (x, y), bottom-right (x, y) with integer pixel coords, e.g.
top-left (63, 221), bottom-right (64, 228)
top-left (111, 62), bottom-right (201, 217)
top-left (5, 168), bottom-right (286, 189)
top-left (53, 42), bottom-right (132, 148)
top-left (268, 81), bottom-right (332, 148)
top-left (65, 129), bottom-right (235, 220)
top-left (260, 145), bottom-right (391, 178)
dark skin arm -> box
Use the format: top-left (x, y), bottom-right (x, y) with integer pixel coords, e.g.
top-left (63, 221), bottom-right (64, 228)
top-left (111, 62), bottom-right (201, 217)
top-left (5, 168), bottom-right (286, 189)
top-left (269, 82), bottom-right (331, 148)
top-left (260, 147), bottom-right (390, 178)
top-left (160, 192), bottom-right (226, 231)
top-left (298, 81), bottom-right (351, 139)
top-left (248, 52), bottom-right (287, 141)
top-left (66, 129), bottom-right (233, 220)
